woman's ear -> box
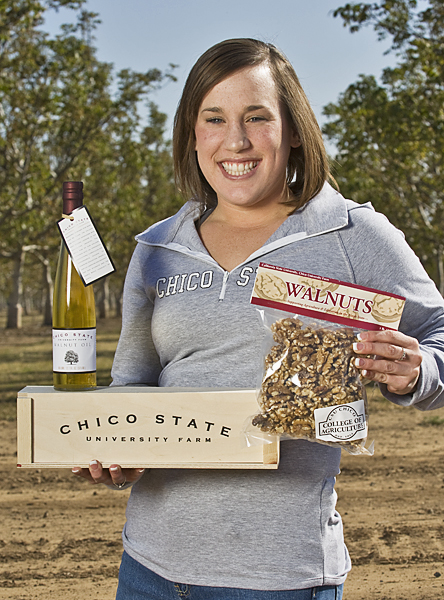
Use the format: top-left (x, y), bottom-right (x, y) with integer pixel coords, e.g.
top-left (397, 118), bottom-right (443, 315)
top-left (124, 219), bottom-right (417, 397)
top-left (291, 129), bottom-right (302, 149)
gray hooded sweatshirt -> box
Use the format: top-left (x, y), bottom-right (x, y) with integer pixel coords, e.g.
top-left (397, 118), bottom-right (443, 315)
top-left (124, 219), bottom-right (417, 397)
top-left (111, 182), bottom-right (444, 590)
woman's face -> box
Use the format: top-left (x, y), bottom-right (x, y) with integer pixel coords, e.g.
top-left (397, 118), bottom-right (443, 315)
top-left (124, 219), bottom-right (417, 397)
top-left (194, 64), bottom-right (300, 212)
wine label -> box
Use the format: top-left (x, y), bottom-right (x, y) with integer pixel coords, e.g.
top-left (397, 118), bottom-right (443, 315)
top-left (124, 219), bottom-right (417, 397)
top-left (53, 329), bottom-right (96, 373)
top-left (57, 206), bottom-right (115, 286)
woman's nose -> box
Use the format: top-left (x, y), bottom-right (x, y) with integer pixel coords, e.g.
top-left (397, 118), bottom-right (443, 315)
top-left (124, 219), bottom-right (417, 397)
top-left (223, 122), bottom-right (250, 152)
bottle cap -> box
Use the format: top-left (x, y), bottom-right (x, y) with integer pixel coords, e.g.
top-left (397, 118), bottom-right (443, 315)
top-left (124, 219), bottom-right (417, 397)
top-left (63, 181), bottom-right (83, 199)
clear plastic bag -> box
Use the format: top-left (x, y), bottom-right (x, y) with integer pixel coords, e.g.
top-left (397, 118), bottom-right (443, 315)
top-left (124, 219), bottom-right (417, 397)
top-left (249, 308), bottom-right (373, 455)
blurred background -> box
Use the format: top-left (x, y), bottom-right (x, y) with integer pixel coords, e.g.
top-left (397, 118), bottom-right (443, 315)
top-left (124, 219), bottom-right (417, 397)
top-left (1, 0), bottom-right (442, 333)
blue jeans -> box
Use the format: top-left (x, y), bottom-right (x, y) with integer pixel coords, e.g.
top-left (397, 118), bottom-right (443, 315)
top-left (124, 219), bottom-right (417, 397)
top-left (116, 551), bottom-right (344, 600)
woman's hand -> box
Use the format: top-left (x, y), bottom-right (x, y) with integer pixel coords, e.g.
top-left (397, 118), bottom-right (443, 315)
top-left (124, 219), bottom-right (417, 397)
top-left (71, 460), bottom-right (145, 489)
top-left (353, 330), bottom-right (422, 395)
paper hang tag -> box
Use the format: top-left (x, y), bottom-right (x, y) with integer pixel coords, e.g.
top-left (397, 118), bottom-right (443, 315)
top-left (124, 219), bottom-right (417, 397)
top-left (57, 205), bottom-right (115, 286)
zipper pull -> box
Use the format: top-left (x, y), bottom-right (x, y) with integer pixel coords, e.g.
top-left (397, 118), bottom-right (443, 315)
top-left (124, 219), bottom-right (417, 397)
top-left (219, 271), bottom-right (229, 301)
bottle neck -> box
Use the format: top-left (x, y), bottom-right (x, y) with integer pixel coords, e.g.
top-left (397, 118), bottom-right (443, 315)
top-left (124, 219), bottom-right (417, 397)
top-left (62, 196), bottom-right (83, 215)
top-left (62, 181), bottom-right (84, 215)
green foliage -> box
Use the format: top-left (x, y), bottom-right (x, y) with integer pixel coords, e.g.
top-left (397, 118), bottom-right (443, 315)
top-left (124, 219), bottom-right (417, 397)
top-left (333, 0), bottom-right (418, 49)
top-left (419, 415), bottom-right (444, 427)
top-left (325, 1), bottom-right (444, 292)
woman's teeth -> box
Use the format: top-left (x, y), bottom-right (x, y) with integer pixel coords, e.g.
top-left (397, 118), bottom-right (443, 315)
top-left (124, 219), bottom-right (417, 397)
top-left (222, 161), bottom-right (258, 176)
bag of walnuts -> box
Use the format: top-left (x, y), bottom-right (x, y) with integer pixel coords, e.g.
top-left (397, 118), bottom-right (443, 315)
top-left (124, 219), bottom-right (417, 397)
top-left (249, 263), bottom-right (406, 455)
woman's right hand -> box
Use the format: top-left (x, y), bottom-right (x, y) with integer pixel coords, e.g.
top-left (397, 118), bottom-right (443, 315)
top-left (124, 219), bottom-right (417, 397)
top-left (72, 460), bottom-right (145, 489)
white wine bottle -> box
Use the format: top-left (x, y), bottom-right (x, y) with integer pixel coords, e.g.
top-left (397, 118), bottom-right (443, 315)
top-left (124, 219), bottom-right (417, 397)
top-left (52, 181), bottom-right (97, 391)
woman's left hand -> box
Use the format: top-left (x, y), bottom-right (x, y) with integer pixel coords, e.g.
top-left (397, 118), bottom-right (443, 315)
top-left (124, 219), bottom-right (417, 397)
top-left (353, 330), bottom-right (422, 395)
top-left (72, 460), bottom-right (145, 489)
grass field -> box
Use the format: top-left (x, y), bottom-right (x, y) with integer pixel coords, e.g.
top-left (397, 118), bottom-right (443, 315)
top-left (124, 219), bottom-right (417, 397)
top-left (0, 313), bottom-right (122, 420)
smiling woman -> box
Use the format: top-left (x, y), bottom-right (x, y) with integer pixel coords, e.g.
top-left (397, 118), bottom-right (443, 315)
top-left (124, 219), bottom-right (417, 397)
top-left (174, 38), bottom-right (330, 211)
top-left (72, 38), bottom-right (444, 600)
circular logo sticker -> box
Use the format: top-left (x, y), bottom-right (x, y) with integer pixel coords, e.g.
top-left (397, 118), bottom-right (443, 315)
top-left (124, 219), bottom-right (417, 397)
top-left (316, 401), bottom-right (366, 441)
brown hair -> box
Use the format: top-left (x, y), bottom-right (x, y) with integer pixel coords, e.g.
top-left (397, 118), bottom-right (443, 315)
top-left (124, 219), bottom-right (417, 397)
top-left (173, 38), bottom-right (331, 210)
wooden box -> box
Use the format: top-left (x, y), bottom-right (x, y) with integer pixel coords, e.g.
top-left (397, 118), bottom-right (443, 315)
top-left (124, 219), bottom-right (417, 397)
top-left (17, 386), bottom-right (279, 469)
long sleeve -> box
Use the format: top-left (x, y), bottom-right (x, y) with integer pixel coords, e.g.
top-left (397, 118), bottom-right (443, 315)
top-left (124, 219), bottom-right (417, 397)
top-left (111, 244), bottom-right (162, 387)
top-left (343, 205), bottom-right (444, 410)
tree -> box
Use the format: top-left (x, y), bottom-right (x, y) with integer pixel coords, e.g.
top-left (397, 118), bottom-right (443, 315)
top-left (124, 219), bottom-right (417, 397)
top-left (0, 1), bottom-right (180, 326)
top-left (324, 1), bottom-right (444, 293)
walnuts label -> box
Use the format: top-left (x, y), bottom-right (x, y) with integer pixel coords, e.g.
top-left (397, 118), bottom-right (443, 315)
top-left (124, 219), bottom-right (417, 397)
top-left (251, 263), bottom-right (405, 331)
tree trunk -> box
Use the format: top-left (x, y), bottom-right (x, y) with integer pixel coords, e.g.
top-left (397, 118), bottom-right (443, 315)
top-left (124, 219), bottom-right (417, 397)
top-left (41, 257), bottom-right (53, 326)
top-left (96, 277), bottom-right (110, 319)
top-left (6, 249), bottom-right (25, 329)
top-left (23, 291), bottom-right (31, 316)
top-left (114, 287), bottom-right (123, 318)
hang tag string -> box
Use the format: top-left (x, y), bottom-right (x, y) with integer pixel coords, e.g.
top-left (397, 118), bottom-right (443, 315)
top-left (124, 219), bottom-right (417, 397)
top-left (62, 214), bottom-right (75, 220)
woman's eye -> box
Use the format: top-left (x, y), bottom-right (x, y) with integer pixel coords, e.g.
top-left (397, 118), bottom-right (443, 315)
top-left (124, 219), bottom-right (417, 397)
top-left (206, 117), bottom-right (224, 124)
top-left (248, 116), bottom-right (266, 123)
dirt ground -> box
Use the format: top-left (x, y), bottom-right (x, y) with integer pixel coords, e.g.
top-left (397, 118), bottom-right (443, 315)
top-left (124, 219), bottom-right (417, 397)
top-left (1, 396), bottom-right (444, 600)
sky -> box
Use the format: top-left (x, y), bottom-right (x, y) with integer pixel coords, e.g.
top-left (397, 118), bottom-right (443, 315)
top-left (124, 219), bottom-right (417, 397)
top-left (42, 0), bottom-right (397, 139)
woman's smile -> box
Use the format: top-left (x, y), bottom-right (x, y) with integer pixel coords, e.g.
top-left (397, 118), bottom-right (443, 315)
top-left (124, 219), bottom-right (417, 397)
top-left (220, 160), bottom-right (260, 177)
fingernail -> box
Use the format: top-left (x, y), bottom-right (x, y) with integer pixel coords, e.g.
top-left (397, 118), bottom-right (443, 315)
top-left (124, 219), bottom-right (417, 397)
top-left (89, 460), bottom-right (99, 468)
top-left (361, 370), bottom-right (368, 377)
top-left (357, 332), bottom-right (368, 341)
top-left (355, 358), bottom-right (365, 367)
top-left (109, 466), bottom-right (119, 472)
top-left (137, 469), bottom-right (145, 474)
top-left (72, 468), bottom-right (81, 474)
top-left (353, 342), bottom-right (364, 352)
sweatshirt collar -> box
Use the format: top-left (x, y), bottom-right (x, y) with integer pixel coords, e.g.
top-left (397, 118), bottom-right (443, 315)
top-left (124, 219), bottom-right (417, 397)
top-left (135, 182), bottom-right (350, 251)
top-left (288, 182), bottom-right (349, 238)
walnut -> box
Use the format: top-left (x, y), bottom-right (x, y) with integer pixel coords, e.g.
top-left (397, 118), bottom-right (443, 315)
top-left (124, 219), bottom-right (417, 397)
top-left (253, 317), bottom-right (369, 451)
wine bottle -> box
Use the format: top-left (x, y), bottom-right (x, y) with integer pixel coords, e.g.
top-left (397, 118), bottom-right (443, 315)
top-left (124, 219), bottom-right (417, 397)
top-left (52, 181), bottom-right (97, 391)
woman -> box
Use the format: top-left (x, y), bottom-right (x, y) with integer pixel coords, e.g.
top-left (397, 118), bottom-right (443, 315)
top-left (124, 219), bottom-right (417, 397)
top-left (73, 39), bottom-right (444, 599)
